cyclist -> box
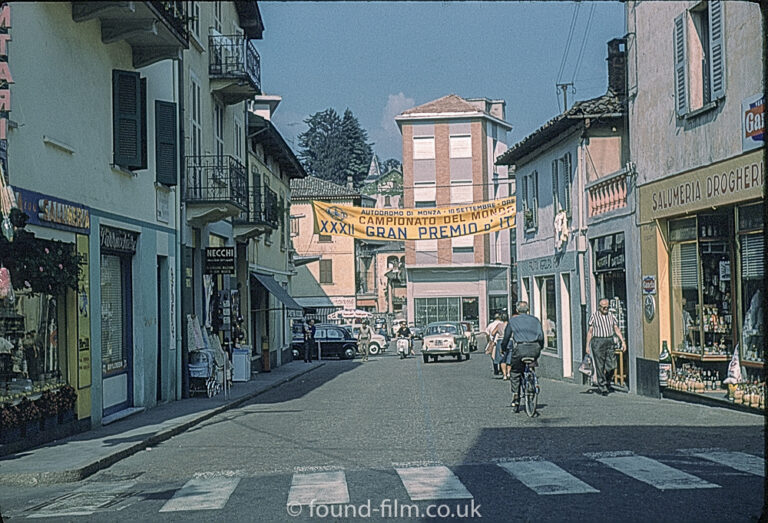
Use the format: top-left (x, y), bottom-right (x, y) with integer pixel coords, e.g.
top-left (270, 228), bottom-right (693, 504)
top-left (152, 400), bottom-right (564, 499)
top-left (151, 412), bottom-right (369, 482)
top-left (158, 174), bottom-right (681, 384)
top-left (500, 301), bottom-right (544, 409)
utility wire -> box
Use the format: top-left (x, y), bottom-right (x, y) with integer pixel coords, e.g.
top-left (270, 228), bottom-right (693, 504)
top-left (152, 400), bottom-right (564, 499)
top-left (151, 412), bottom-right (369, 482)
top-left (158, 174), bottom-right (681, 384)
top-left (556, 3), bottom-right (581, 84)
top-left (571, 3), bottom-right (596, 85)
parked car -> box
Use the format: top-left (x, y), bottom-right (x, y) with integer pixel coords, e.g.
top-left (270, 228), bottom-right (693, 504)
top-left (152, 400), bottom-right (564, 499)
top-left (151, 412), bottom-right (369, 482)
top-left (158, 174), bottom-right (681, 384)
top-left (291, 323), bottom-right (357, 360)
top-left (459, 321), bottom-right (478, 351)
top-left (349, 326), bottom-right (388, 355)
top-left (421, 321), bottom-right (470, 363)
top-left (409, 324), bottom-right (424, 340)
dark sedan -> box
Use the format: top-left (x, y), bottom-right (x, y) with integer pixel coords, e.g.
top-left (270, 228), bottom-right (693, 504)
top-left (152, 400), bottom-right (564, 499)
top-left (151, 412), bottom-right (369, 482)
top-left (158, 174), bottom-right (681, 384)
top-left (292, 323), bottom-right (357, 360)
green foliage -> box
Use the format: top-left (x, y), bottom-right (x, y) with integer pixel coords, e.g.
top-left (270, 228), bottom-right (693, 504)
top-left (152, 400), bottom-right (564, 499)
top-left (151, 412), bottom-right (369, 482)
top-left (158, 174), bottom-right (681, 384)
top-left (298, 108), bottom-right (373, 187)
top-left (0, 211), bottom-right (82, 296)
top-left (380, 158), bottom-right (402, 173)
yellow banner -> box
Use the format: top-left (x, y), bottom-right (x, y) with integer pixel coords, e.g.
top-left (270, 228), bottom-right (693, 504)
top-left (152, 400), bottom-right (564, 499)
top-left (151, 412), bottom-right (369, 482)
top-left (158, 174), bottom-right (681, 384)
top-left (312, 197), bottom-right (516, 241)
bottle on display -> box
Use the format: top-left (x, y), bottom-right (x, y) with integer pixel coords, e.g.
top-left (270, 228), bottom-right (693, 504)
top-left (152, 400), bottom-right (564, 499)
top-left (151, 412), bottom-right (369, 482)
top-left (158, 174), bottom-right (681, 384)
top-left (659, 341), bottom-right (672, 388)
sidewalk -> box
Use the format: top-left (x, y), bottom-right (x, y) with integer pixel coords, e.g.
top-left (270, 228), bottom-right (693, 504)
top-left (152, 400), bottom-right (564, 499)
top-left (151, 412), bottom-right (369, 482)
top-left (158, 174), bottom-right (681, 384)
top-left (0, 361), bottom-right (325, 487)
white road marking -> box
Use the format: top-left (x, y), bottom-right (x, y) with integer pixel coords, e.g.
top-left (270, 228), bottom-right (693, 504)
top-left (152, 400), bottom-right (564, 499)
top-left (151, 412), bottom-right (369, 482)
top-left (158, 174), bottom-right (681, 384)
top-left (498, 460), bottom-right (599, 495)
top-left (395, 465), bottom-right (473, 501)
top-left (159, 477), bottom-right (240, 512)
top-left (595, 454), bottom-right (720, 490)
top-left (286, 470), bottom-right (350, 506)
top-left (688, 450), bottom-right (765, 477)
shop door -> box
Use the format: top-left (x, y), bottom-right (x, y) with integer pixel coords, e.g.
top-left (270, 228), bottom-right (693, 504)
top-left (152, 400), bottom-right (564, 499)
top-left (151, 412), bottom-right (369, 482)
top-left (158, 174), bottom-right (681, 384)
top-left (101, 253), bottom-right (133, 416)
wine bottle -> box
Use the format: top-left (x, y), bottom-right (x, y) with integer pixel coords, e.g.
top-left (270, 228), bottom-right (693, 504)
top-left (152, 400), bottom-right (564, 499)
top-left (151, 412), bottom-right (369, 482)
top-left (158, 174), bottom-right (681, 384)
top-left (659, 341), bottom-right (672, 388)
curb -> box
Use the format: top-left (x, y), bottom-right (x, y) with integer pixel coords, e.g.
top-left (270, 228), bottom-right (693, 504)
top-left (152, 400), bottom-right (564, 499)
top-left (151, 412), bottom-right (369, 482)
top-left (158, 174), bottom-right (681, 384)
top-left (0, 363), bottom-right (326, 486)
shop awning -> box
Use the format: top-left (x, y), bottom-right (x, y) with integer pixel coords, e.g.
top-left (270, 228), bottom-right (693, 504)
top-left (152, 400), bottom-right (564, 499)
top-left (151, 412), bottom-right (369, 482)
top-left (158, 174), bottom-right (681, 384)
top-left (294, 296), bottom-right (335, 308)
top-left (251, 272), bottom-right (303, 313)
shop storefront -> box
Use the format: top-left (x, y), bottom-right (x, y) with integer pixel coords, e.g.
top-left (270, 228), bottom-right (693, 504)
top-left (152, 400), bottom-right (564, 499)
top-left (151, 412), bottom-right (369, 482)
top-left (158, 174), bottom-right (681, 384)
top-left (0, 188), bottom-right (90, 447)
top-left (638, 149), bottom-right (764, 411)
top-left (592, 232), bottom-right (629, 389)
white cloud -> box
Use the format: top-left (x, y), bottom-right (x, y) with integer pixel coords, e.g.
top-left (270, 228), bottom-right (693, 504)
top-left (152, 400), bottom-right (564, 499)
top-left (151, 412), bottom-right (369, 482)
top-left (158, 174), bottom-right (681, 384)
top-left (373, 92), bottom-right (415, 160)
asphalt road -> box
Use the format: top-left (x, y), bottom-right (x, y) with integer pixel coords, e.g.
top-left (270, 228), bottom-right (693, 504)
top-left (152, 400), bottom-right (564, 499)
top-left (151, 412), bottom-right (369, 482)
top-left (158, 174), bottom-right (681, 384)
top-left (1, 342), bottom-right (765, 522)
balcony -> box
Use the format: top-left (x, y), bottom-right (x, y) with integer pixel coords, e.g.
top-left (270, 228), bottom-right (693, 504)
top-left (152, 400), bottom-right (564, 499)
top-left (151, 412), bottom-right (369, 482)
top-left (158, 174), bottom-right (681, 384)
top-left (587, 169), bottom-right (629, 218)
top-left (233, 186), bottom-right (279, 241)
top-left (72, 1), bottom-right (189, 67)
top-left (184, 155), bottom-right (248, 226)
top-left (209, 33), bottom-right (261, 104)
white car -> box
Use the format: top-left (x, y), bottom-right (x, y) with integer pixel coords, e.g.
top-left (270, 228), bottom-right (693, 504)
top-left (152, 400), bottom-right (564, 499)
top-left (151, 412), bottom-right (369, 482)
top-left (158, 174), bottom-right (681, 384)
top-left (422, 321), bottom-right (470, 363)
top-left (349, 326), bottom-right (388, 355)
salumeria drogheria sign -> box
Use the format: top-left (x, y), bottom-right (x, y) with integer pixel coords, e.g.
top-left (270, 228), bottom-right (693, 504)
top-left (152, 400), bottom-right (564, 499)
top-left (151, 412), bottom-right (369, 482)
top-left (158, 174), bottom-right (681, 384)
top-left (638, 149), bottom-right (764, 224)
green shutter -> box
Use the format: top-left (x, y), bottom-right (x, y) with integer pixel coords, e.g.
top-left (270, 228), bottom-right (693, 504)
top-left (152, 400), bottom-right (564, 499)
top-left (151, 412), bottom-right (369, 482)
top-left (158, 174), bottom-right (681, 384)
top-left (673, 13), bottom-right (688, 116)
top-left (139, 78), bottom-right (147, 170)
top-left (563, 153), bottom-right (572, 217)
top-left (708, 0), bottom-right (725, 100)
top-left (155, 101), bottom-right (178, 186)
top-left (551, 159), bottom-right (559, 212)
top-left (112, 70), bottom-right (143, 168)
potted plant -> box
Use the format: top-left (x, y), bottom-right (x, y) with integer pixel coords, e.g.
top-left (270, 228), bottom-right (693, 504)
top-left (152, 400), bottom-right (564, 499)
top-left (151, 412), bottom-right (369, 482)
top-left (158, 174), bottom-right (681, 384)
top-left (36, 390), bottom-right (59, 430)
top-left (17, 397), bottom-right (41, 437)
top-left (57, 385), bottom-right (77, 424)
top-left (0, 403), bottom-right (21, 444)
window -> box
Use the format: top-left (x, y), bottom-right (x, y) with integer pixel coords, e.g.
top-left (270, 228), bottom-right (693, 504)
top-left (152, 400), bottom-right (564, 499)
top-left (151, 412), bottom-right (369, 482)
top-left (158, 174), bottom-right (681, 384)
top-left (213, 1), bottom-right (222, 32)
top-left (319, 259), bottom-right (333, 283)
top-left (384, 195), bottom-right (391, 207)
top-left (290, 216), bottom-right (300, 237)
top-left (214, 102), bottom-right (224, 158)
top-left (537, 276), bottom-right (557, 352)
top-left (189, 1), bottom-right (200, 39)
top-left (414, 297), bottom-right (461, 326)
top-left (415, 200), bottom-right (436, 208)
top-left (101, 253), bottom-right (132, 375)
top-left (521, 171), bottom-right (539, 231)
top-left (279, 196), bottom-right (287, 250)
top-left (413, 137), bottom-right (435, 160)
top-left (452, 235), bottom-right (474, 263)
top-left (449, 135), bottom-right (472, 158)
top-left (112, 70), bottom-right (146, 170)
top-left (552, 153), bottom-right (572, 217)
top-left (674, 1), bottom-right (725, 116)
top-left (155, 101), bottom-right (178, 186)
top-left (189, 75), bottom-right (202, 159)
top-left (450, 182), bottom-right (473, 204)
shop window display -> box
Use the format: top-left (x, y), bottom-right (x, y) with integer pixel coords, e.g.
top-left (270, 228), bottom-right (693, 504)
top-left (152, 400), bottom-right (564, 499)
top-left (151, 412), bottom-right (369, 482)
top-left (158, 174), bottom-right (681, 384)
top-left (738, 204), bottom-right (764, 365)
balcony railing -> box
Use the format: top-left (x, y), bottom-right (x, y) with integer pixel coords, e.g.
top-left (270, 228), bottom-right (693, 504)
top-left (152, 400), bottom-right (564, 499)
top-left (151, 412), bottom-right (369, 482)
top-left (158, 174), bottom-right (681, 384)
top-left (184, 155), bottom-right (248, 211)
top-left (148, 1), bottom-right (189, 42)
top-left (209, 33), bottom-right (261, 93)
top-left (234, 186), bottom-right (279, 228)
top-left (587, 170), bottom-right (629, 217)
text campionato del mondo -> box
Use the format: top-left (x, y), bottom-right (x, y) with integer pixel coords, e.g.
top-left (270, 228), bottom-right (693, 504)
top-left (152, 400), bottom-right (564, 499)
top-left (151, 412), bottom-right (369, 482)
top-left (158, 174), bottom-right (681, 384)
top-left (312, 197), bottom-right (516, 241)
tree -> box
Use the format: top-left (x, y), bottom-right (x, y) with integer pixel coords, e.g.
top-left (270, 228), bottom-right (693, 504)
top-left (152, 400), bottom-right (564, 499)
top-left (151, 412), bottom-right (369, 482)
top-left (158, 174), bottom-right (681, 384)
top-left (297, 108), bottom-right (373, 187)
top-left (380, 158), bottom-right (402, 173)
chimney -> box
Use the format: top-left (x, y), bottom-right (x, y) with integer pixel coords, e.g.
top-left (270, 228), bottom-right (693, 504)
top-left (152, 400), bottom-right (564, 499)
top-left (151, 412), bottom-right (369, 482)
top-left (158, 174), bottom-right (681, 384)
top-left (347, 175), bottom-right (354, 189)
top-left (606, 38), bottom-right (627, 96)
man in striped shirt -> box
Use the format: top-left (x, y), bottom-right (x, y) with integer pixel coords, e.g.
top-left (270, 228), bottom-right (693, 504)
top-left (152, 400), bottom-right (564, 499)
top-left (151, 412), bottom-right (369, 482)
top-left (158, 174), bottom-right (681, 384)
top-left (586, 299), bottom-right (627, 396)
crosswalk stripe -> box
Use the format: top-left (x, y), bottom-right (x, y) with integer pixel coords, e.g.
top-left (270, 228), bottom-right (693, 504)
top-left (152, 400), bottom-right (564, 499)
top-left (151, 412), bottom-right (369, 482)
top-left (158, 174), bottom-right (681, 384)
top-left (689, 450), bottom-right (765, 477)
top-left (395, 465), bottom-right (472, 501)
top-left (159, 477), bottom-right (240, 512)
top-left (286, 470), bottom-right (350, 506)
top-left (497, 460), bottom-right (599, 495)
top-left (596, 455), bottom-right (720, 490)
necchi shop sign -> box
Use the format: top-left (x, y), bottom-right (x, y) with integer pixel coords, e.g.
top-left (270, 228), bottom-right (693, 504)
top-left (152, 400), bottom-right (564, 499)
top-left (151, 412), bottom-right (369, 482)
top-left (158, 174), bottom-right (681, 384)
top-left (639, 149), bottom-right (764, 223)
top-left (205, 247), bottom-right (235, 275)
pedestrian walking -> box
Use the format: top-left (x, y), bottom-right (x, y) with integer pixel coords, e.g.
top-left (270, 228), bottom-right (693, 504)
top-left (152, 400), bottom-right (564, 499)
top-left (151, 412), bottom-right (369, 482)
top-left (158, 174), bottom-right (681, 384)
top-left (500, 302), bottom-right (544, 409)
top-left (585, 298), bottom-right (627, 396)
top-left (484, 312), bottom-right (503, 376)
top-left (303, 318), bottom-right (315, 363)
top-left (357, 319), bottom-right (373, 361)
top-left (495, 312), bottom-right (510, 379)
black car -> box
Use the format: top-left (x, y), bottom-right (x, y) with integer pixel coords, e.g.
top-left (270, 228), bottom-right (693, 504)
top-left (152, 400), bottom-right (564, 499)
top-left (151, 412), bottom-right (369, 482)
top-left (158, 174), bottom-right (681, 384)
top-left (292, 323), bottom-right (357, 360)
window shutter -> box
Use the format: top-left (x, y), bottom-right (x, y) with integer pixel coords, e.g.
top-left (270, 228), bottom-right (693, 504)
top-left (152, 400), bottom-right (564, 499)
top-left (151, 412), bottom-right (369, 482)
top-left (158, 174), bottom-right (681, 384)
top-left (112, 70), bottom-right (143, 168)
top-left (521, 175), bottom-right (529, 210)
top-left (155, 101), bottom-right (178, 186)
top-left (533, 170), bottom-right (539, 226)
top-left (673, 13), bottom-right (688, 116)
top-left (563, 153), bottom-right (572, 216)
top-left (741, 234), bottom-right (764, 279)
top-left (551, 159), bottom-right (559, 211)
top-left (708, 0), bottom-right (725, 100)
top-left (139, 78), bottom-right (147, 170)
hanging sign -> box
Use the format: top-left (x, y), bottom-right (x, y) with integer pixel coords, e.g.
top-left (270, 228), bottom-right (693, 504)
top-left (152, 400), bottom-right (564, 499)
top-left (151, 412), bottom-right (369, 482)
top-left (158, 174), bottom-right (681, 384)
top-left (0, 3), bottom-right (12, 176)
top-left (205, 247), bottom-right (235, 274)
top-left (312, 197), bottom-right (515, 241)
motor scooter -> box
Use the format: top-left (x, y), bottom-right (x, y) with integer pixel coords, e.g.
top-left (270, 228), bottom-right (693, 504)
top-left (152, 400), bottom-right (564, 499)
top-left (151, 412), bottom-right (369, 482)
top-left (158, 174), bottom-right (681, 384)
top-left (396, 337), bottom-right (410, 359)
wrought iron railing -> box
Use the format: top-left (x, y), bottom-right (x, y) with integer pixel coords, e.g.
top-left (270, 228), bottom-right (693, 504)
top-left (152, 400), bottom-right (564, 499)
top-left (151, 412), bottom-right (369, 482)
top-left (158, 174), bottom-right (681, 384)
top-left (184, 155), bottom-right (248, 211)
top-left (149, 1), bottom-right (189, 42)
top-left (234, 186), bottom-right (279, 228)
top-left (263, 187), bottom-right (279, 227)
top-left (209, 33), bottom-right (261, 92)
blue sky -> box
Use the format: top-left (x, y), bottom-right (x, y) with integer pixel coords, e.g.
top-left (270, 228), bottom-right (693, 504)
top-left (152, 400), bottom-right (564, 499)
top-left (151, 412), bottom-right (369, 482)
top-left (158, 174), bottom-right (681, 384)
top-left (258, 1), bottom-right (626, 163)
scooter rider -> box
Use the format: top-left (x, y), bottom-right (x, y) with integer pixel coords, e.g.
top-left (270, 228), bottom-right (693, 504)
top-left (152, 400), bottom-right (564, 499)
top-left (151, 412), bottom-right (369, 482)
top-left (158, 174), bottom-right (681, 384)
top-left (395, 320), bottom-right (413, 355)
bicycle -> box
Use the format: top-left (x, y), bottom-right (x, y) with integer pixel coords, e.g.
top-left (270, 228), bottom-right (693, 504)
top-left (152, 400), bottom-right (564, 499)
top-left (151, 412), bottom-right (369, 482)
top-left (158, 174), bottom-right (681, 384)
top-left (516, 357), bottom-right (539, 417)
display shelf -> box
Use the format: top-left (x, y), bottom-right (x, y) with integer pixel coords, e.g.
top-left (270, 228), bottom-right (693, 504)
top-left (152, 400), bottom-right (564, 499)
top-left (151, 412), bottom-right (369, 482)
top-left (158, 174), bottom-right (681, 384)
top-left (672, 351), bottom-right (701, 360)
top-left (742, 360), bottom-right (765, 368)
top-left (700, 355), bottom-right (728, 362)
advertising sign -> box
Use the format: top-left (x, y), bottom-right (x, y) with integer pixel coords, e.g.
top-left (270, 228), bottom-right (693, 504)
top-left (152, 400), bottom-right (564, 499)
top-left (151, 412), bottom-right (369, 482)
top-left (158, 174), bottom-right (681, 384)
top-left (742, 93), bottom-right (764, 151)
top-left (312, 197), bottom-right (515, 241)
top-left (205, 247), bottom-right (235, 274)
top-left (642, 275), bottom-right (656, 295)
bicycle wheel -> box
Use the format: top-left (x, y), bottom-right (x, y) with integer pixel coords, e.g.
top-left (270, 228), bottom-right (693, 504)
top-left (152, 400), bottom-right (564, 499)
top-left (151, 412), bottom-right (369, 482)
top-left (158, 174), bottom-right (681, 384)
top-left (524, 371), bottom-right (538, 417)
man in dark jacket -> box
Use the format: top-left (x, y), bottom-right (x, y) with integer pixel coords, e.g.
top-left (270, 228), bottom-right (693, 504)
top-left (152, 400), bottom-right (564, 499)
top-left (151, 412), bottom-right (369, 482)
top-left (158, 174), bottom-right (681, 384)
top-left (303, 319), bottom-right (315, 363)
top-left (500, 301), bottom-right (544, 409)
